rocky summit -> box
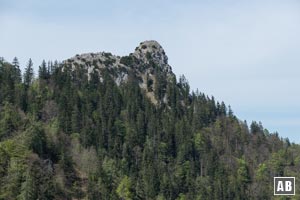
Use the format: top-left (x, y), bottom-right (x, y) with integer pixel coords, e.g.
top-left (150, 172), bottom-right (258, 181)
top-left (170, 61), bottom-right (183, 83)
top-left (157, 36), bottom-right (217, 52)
top-left (63, 40), bottom-right (175, 104)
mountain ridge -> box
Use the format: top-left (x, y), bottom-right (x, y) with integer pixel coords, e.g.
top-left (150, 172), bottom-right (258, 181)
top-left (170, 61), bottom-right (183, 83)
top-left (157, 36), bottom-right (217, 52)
top-left (0, 41), bottom-right (298, 200)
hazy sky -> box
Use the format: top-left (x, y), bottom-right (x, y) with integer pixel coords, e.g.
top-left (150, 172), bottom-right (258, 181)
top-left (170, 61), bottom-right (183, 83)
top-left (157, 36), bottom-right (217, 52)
top-left (1, 0), bottom-right (300, 142)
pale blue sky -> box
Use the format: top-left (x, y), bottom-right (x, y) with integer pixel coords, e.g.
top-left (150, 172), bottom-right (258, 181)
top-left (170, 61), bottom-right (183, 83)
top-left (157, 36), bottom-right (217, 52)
top-left (1, 0), bottom-right (300, 142)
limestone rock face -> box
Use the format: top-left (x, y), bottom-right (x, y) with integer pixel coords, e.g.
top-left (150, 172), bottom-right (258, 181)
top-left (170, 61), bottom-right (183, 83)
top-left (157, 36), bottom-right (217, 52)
top-left (133, 41), bottom-right (168, 65)
top-left (132, 41), bottom-right (173, 75)
top-left (63, 40), bottom-right (175, 105)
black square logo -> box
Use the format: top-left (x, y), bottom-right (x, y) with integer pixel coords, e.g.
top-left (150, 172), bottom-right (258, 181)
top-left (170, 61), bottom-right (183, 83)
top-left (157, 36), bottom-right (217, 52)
top-left (274, 177), bottom-right (295, 195)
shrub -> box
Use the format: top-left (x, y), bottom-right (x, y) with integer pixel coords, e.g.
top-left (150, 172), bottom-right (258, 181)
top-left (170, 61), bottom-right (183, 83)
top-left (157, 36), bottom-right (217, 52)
top-left (146, 52), bottom-right (152, 60)
top-left (120, 56), bottom-right (134, 66)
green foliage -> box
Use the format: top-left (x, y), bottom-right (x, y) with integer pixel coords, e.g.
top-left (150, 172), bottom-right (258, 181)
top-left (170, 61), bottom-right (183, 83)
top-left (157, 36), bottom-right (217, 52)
top-left (176, 193), bottom-right (187, 200)
top-left (0, 56), bottom-right (298, 199)
top-left (19, 154), bottom-right (54, 200)
top-left (237, 158), bottom-right (250, 184)
top-left (0, 102), bottom-right (22, 140)
top-left (0, 138), bottom-right (28, 199)
top-left (120, 56), bottom-right (135, 67)
top-left (38, 60), bottom-right (50, 80)
top-left (256, 163), bottom-right (268, 181)
top-left (26, 123), bottom-right (47, 157)
top-left (116, 176), bottom-right (133, 200)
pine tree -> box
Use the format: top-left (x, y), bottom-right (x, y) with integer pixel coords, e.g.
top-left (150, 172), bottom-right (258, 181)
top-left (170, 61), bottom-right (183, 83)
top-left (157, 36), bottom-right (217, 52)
top-left (38, 60), bottom-right (49, 80)
top-left (12, 57), bottom-right (22, 83)
top-left (0, 62), bottom-right (16, 103)
top-left (0, 102), bottom-right (21, 140)
top-left (23, 58), bottom-right (34, 88)
top-left (20, 166), bottom-right (37, 200)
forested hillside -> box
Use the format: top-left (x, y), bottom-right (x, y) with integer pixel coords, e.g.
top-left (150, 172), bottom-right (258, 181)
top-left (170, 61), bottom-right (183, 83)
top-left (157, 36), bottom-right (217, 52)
top-left (0, 41), bottom-right (299, 200)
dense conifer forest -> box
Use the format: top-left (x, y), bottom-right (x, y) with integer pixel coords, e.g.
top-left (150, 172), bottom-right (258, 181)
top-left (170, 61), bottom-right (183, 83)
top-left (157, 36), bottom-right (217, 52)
top-left (0, 41), bottom-right (299, 199)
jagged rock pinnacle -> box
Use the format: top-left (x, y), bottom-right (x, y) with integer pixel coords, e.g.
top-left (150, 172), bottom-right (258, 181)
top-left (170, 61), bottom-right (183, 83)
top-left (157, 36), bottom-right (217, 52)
top-left (133, 40), bottom-right (168, 66)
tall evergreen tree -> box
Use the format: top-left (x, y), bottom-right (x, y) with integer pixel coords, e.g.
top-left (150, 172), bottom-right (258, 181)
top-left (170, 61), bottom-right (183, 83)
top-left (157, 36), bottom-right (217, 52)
top-left (24, 58), bottom-right (34, 87)
top-left (12, 57), bottom-right (22, 83)
top-left (38, 60), bottom-right (49, 80)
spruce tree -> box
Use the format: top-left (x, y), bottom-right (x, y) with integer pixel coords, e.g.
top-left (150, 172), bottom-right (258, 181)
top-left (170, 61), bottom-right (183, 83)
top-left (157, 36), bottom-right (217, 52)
top-left (12, 57), bottom-right (22, 83)
top-left (23, 58), bottom-right (34, 88)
